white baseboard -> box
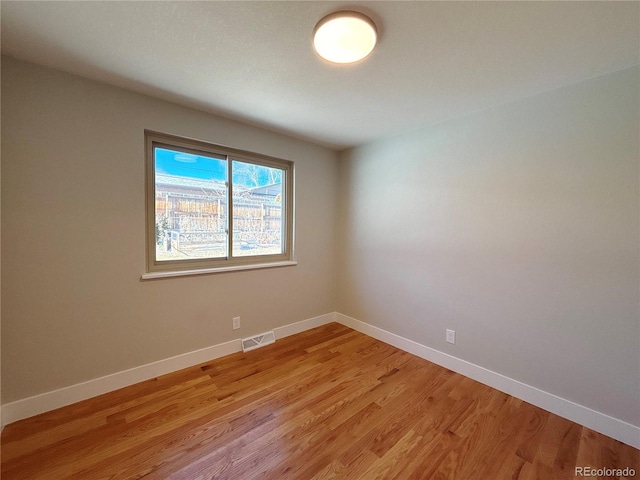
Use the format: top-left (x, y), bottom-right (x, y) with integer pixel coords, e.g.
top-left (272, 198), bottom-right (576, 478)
top-left (4, 311), bottom-right (638, 449)
top-left (335, 313), bottom-right (640, 450)
top-left (273, 312), bottom-right (336, 339)
top-left (1, 312), bottom-right (335, 429)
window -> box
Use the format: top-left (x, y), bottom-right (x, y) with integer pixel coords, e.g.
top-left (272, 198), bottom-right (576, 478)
top-left (145, 131), bottom-right (294, 276)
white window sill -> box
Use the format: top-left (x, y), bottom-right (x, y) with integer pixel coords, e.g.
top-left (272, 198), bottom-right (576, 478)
top-left (141, 260), bottom-right (297, 280)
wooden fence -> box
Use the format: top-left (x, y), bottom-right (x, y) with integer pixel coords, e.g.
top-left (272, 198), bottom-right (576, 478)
top-left (156, 192), bottom-right (282, 255)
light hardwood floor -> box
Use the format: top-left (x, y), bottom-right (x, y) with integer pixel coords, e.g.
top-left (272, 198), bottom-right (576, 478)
top-left (1, 323), bottom-right (638, 479)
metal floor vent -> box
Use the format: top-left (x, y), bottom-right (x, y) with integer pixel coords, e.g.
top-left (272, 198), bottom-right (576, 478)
top-left (241, 331), bottom-right (276, 352)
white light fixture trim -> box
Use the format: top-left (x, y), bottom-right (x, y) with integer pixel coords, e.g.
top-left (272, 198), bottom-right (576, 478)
top-left (313, 11), bottom-right (377, 64)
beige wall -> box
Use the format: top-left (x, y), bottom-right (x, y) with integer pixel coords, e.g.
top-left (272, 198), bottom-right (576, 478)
top-left (337, 67), bottom-right (640, 427)
top-left (0, 56), bottom-right (3, 427)
top-left (2, 55), bottom-right (639, 432)
top-left (1, 57), bottom-right (338, 403)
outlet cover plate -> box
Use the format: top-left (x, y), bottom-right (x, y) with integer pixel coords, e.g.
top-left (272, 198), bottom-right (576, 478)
top-left (446, 329), bottom-right (456, 344)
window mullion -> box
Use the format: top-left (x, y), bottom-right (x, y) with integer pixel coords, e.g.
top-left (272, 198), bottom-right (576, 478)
top-left (227, 156), bottom-right (233, 259)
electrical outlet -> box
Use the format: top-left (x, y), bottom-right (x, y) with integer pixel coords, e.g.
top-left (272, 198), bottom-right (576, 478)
top-left (446, 329), bottom-right (456, 344)
top-left (233, 316), bottom-right (241, 330)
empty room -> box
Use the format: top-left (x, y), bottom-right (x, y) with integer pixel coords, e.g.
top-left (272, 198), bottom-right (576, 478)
top-left (1, 1), bottom-right (639, 479)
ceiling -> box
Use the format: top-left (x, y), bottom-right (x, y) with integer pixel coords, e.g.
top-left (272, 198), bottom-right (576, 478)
top-left (1, 1), bottom-right (638, 150)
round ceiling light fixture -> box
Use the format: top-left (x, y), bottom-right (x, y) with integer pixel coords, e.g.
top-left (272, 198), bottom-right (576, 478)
top-left (313, 11), bottom-right (377, 64)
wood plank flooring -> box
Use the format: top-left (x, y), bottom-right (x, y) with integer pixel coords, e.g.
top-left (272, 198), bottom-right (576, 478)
top-left (2, 323), bottom-right (638, 479)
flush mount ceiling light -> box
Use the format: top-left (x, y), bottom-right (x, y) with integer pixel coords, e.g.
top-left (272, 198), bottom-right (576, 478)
top-left (313, 11), bottom-right (377, 64)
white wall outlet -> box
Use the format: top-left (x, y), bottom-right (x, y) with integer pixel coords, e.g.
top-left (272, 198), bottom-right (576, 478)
top-left (233, 316), bottom-right (241, 330)
top-left (446, 329), bottom-right (456, 344)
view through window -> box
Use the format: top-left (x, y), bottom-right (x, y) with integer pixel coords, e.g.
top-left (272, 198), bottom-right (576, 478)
top-left (146, 132), bottom-right (293, 273)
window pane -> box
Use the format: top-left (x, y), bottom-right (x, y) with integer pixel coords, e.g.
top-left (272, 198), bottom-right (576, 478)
top-left (231, 160), bottom-right (284, 257)
top-left (154, 147), bottom-right (228, 261)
